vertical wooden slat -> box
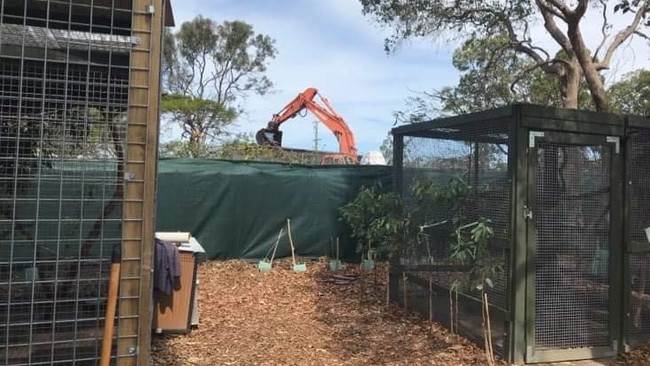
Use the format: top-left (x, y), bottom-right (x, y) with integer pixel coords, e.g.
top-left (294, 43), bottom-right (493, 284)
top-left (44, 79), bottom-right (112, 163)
top-left (118, 0), bottom-right (164, 365)
top-left (138, 0), bottom-right (164, 364)
top-left (511, 107), bottom-right (529, 364)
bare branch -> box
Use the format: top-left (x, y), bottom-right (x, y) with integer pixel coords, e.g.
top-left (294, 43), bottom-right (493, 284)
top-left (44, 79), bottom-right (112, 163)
top-left (596, 1), bottom-right (649, 70)
top-left (535, 0), bottom-right (574, 54)
top-left (510, 62), bottom-right (547, 94)
top-left (529, 44), bottom-right (551, 61)
top-left (593, 0), bottom-right (609, 62)
top-left (634, 30), bottom-right (650, 40)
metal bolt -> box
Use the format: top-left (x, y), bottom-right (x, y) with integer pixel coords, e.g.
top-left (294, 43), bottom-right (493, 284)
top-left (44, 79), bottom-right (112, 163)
top-left (127, 346), bottom-right (138, 355)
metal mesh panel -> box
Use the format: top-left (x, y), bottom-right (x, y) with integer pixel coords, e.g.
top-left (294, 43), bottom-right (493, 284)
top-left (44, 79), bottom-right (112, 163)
top-left (533, 142), bottom-right (611, 350)
top-left (626, 127), bottom-right (650, 346)
top-left (0, 0), bottom-right (130, 364)
top-left (394, 117), bottom-right (511, 355)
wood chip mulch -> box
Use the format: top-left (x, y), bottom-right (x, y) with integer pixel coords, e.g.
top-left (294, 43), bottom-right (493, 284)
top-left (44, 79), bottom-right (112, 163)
top-left (151, 259), bottom-right (650, 366)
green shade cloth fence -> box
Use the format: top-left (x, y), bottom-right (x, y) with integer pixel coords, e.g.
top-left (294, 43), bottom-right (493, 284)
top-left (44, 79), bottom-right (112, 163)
top-left (155, 159), bottom-right (393, 261)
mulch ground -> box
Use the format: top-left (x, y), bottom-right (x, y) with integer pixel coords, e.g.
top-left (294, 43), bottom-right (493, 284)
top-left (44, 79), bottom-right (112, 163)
top-left (151, 259), bottom-right (650, 366)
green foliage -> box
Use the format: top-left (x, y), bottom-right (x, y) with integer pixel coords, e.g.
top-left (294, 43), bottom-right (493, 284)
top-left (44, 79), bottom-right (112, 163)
top-left (609, 69), bottom-right (650, 115)
top-left (409, 175), bottom-right (502, 292)
top-left (394, 34), bottom-right (594, 126)
top-left (362, 0), bottom-right (647, 113)
top-left (161, 93), bottom-right (236, 144)
top-left (162, 16), bottom-right (277, 150)
top-left (339, 185), bottom-right (405, 258)
top-left (359, 0), bottom-right (533, 54)
top-left (615, 0), bottom-right (650, 25)
top-left (212, 141), bottom-right (323, 164)
top-left (159, 139), bottom-right (213, 158)
top-left (410, 174), bottom-right (469, 225)
top-left (379, 133), bottom-right (393, 165)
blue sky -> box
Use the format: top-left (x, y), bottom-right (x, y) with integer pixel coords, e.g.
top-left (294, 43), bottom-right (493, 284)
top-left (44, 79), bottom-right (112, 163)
top-left (163, 0), bottom-right (459, 155)
top-left (164, 0), bottom-right (650, 156)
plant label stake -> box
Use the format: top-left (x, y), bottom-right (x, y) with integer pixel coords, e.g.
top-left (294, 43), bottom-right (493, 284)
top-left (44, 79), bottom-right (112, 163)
top-left (329, 237), bottom-right (343, 271)
top-left (287, 218), bottom-right (306, 272)
top-left (258, 228), bottom-right (284, 272)
top-left (361, 240), bottom-right (375, 271)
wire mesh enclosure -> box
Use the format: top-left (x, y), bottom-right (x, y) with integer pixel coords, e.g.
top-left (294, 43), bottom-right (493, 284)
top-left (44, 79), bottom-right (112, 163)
top-left (626, 118), bottom-right (650, 349)
top-left (390, 104), bottom-right (650, 364)
top-left (0, 0), bottom-right (169, 365)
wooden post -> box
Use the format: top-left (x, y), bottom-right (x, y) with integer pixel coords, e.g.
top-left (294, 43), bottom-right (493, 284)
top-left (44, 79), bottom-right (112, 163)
top-left (100, 245), bottom-right (122, 366)
top-left (429, 272), bottom-right (433, 323)
top-left (116, 0), bottom-right (165, 365)
top-left (385, 266), bottom-right (390, 306)
top-left (402, 271), bottom-right (408, 311)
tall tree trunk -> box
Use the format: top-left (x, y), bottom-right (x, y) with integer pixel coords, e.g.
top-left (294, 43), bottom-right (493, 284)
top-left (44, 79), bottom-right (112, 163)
top-left (558, 59), bottom-right (582, 109)
top-left (567, 24), bottom-right (610, 113)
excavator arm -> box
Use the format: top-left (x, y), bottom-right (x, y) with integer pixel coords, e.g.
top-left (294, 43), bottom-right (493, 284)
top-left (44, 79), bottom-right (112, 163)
top-left (255, 87), bottom-right (358, 164)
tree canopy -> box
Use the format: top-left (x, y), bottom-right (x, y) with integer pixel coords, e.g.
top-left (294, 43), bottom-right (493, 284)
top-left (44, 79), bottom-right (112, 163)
top-left (609, 69), bottom-right (650, 115)
top-left (360, 0), bottom-right (650, 112)
top-left (162, 17), bottom-right (277, 154)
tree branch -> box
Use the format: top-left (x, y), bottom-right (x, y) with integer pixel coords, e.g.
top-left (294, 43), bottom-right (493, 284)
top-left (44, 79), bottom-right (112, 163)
top-left (573, 0), bottom-right (589, 19)
top-left (509, 60), bottom-right (560, 95)
top-left (634, 30), bottom-right (650, 40)
top-left (596, 0), bottom-right (649, 70)
top-left (514, 41), bottom-right (563, 75)
top-left (535, 0), bottom-right (574, 55)
top-left (541, 0), bottom-right (570, 19)
top-left (593, 0), bottom-right (610, 62)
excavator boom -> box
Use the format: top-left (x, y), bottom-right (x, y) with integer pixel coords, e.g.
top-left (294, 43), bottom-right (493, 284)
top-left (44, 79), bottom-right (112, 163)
top-left (255, 87), bottom-right (358, 164)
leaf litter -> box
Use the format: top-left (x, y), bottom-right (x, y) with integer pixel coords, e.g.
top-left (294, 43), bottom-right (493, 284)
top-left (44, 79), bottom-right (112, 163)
top-left (151, 258), bottom-right (650, 365)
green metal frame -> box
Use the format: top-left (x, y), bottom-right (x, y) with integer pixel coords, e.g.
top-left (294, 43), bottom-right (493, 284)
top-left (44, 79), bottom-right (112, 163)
top-left (390, 104), bottom-right (650, 365)
top-left (621, 122), bottom-right (650, 351)
top-left (523, 130), bottom-right (623, 363)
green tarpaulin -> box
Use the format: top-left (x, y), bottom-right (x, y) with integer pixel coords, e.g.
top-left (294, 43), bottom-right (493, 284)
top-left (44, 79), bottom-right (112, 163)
top-left (155, 159), bottom-right (392, 261)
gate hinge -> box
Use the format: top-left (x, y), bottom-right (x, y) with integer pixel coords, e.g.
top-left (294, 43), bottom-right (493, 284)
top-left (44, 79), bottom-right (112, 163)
top-left (523, 205), bottom-right (533, 220)
top-left (612, 340), bottom-right (619, 353)
top-left (606, 136), bottom-right (620, 154)
top-left (529, 131), bottom-right (545, 148)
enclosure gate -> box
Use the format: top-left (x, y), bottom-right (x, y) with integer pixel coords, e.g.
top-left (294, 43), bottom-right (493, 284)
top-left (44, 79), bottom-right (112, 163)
top-left (525, 131), bottom-right (623, 363)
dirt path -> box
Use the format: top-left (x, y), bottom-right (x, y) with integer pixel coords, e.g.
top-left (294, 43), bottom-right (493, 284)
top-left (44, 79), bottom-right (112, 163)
top-left (151, 259), bottom-right (649, 366)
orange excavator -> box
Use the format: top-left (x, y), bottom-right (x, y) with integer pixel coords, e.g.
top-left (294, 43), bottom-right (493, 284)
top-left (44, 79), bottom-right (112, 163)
top-left (255, 87), bottom-right (359, 165)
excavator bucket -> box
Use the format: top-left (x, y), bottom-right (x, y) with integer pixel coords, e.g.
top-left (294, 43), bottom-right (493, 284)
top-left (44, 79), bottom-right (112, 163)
top-left (255, 128), bottom-right (283, 146)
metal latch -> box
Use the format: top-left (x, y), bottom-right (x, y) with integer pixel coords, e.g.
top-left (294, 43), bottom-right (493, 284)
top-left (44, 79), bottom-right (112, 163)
top-left (606, 136), bottom-right (620, 154)
top-left (529, 131), bottom-right (545, 148)
top-left (523, 205), bottom-right (533, 220)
